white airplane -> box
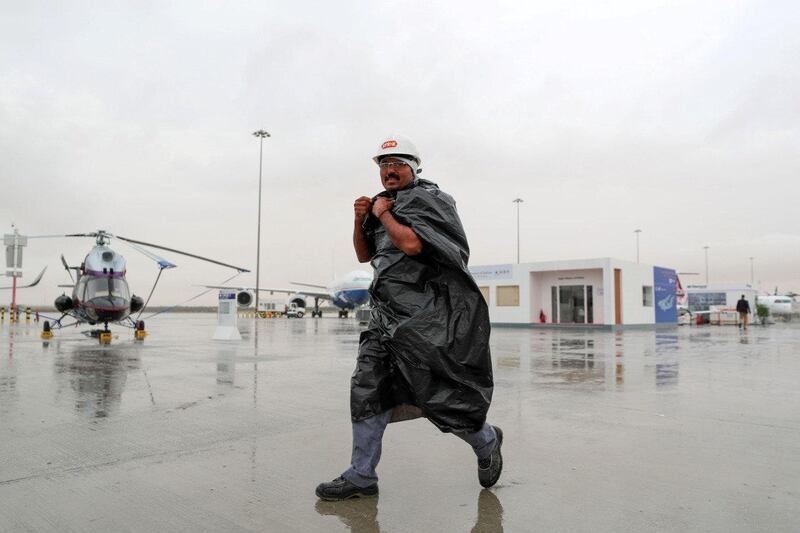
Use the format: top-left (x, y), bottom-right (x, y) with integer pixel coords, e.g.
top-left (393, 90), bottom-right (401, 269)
top-left (206, 270), bottom-right (372, 318)
top-left (756, 294), bottom-right (795, 317)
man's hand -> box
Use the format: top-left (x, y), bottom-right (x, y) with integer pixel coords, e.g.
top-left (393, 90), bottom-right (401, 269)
top-left (372, 197), bottom-right (394, 219)
top-left (354, 196), bottom-right (373, 222)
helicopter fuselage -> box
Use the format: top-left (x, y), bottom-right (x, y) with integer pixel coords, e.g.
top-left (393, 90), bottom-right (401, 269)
top-left (55, 244), bottom-right (143, 325)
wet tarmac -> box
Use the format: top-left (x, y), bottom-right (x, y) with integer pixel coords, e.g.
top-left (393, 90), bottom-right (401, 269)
top-left (1, 315), bottom-right (798, 532)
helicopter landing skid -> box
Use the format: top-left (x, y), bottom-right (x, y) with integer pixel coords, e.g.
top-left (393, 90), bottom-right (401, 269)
top-left (82, 327), bottom-right (113, 344)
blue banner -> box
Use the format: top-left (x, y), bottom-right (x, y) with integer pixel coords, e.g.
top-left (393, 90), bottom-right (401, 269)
top-left (653, 267), bottom-right (677, 324)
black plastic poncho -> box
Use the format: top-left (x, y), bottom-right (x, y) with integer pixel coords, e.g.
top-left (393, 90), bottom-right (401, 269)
top-left (351, 178), bottom-right (493, 434)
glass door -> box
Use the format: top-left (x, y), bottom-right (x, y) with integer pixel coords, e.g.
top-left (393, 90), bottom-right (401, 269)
top-left (559, 285), bottom-right (586, 323)
top-left (586, 285), bottom-right (593, 324)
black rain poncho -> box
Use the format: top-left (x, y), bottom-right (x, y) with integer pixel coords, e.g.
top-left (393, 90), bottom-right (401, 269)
top-left (351, 178), bottom-right (493, 434)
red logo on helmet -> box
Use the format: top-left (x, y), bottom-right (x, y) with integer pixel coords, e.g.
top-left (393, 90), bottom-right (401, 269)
top-left (381, 140), bottom-right (398, 149)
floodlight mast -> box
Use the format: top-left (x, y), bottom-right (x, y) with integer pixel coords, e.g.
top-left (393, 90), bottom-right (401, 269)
top-left (512, 198), bottom-right (523, 264)
top-left (4, 224), bottom-right (27, 322)
top-left (253, 129), bottom-right (271, 317)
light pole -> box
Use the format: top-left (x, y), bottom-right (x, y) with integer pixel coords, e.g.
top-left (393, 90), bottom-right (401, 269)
top-left (4, 225), bottom-right (27, 322)
top-left (749, 256), bottom-right (754, 286)
top-left (253, 129), bottom-right (271, 316)
top-left (634, 229), bottom-right (641, 263)
top-left (703, 245), bottom-right (710, 285)
top-left (512, 198), bottom-right (523, 264)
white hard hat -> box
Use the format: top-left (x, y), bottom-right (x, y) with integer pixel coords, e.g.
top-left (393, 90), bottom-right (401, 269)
top-left (373, 134), bottom-right (422, 168)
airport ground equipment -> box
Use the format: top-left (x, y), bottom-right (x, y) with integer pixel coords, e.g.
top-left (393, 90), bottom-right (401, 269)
top-left (30, 230), bottom-right (249, 344)
top-left (285, 302), bottom-right (304, 318)
top-left (134, 320), bottom-right (147, 340)
top-left (41, 320), bottom-right (53, 339)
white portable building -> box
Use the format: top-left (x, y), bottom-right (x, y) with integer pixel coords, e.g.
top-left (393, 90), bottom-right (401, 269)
top-left (470, 258), bottom-right (678, 329)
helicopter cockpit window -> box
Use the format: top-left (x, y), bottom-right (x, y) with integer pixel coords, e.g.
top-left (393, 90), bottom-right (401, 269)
top-left (112, 279), bottom-right (130, 300)
top-left (85, 277), bottom-right (130, 301)
top-left (76, 277), bottom-right (88, 302)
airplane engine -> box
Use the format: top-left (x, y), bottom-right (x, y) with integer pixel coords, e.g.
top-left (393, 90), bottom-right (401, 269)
top-left (55, 294), bottom-right (73, 312)
top-left (237, 291), bottom-right (254, 308)
top-left (287, 295), bottom-right (307, 309)
top-left (130, 295), bottom-right (144, 313)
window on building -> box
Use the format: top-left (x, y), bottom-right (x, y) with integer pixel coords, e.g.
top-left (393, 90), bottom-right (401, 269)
top-left (479, 286), bottom-right (490, 304)
top-left (496, 285), bottom-right (519, 306)
top-left (642, 286), bottom-right (653, 307)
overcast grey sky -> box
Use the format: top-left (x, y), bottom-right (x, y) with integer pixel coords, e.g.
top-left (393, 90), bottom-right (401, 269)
top-left (2, 0), bottom-right (798, 306)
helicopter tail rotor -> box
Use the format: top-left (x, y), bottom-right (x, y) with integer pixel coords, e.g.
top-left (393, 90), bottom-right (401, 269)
top-left (60, 254), bottom-right (76, 283)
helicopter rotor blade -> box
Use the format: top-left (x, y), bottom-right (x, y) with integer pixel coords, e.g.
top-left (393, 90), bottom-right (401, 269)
top-left (28, 233), bottom-right (95, 239)
top-left (113, 235), bottom-right (250, 273)
top-left (60, 254), bottom-right (75, 283)
top-left (122, 241), bottom-right (177, 270)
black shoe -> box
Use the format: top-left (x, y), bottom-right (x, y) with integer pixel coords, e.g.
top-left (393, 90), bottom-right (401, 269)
top-left (478, 426), bottom-right (503, 488)
top-left (315, 476), bottom-right (379, 501)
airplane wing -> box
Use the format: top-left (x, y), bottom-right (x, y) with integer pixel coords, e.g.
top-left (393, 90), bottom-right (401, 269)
top-left (290, 281), bottom-right (328, 290)
top-left (0, 267), bottom-right (47, 289)
top-left (202, 285), bottom-right (332, 301)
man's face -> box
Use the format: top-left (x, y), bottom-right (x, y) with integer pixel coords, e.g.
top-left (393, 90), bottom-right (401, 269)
top-left (379, 157), bottom-right (415, 192)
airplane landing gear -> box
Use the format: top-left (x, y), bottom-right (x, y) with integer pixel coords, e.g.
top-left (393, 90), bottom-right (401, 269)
top-left (338, 310), bottom-right (349, 318)
top-left (311, 297), bottom-right (322, 318)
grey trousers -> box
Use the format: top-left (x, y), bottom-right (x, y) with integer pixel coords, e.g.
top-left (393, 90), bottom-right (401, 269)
top-left (342, 409), bottom-right (498, 488)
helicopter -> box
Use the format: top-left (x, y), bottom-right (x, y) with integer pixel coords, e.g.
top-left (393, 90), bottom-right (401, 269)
top-left (32, 230), bottom-right (249, 343)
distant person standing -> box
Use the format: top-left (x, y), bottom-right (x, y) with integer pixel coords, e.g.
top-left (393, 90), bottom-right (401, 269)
top-left (315, 134), bottom-right (501, 501)
top-left (736, 295), bottom-right (751, 329)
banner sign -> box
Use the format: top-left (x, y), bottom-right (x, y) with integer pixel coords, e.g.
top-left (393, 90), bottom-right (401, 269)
top-left (654, 266), bottom-right (677, 323)
top-left (469, 264), bottom-right (513, 282)
top-left (687, 292), bottom-right (726, 313)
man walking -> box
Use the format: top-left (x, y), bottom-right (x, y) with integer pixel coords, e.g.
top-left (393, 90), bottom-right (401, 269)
top-left (316, 135), bottom-right (502, 500)
top-left (736, 294), bottom-right (751, 329)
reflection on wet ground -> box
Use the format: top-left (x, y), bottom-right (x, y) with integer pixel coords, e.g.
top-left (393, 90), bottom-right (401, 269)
top-left (52, 346), bottom-right (142, 418)
top-left (1, 315), bottom-right (799, 532)
top-left (493, 329), bottom-right (701, 391)
top-left (315, 497), bottom-right (380, 533)
top-left (313, 489), bottom-right (505, 533)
